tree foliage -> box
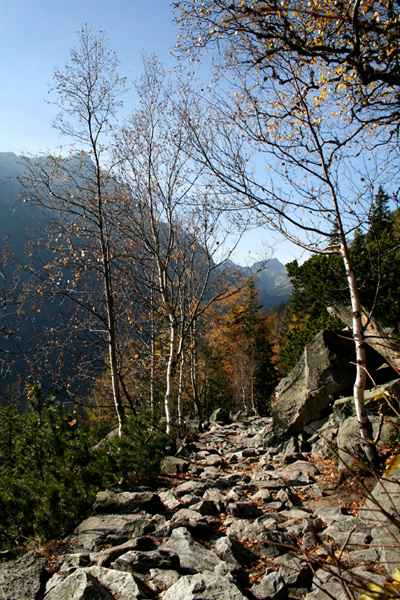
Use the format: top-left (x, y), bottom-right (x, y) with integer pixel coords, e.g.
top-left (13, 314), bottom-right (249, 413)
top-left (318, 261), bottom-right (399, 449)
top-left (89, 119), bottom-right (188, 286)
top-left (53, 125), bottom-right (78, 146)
top-left (278, 255), bottom-right (343, 373)
top-left (174, 0), bottom-right (400, 129)
top-left (0, 384), bottom-right (107, 551)
top-left (279, 188), bottom-right (400, 372)
top-left (0, 384), bottom-right (167, 553)
top-left (203, 282), bottom-right (279, 415)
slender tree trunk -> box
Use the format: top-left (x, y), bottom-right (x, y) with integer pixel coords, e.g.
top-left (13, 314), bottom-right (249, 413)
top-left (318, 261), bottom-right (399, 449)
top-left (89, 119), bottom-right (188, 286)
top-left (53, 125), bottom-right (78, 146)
top-left (98, 206), bottom-right (125, 436)
top-left (93, 132), bottom-right (126, 435)
top-left (339, 241), bottom-right (378, 465)
top-left (250, 375), bottom-right (256, 414)
top-left (311, 118), bottom-right (379, 466)
top-left (150, 286), bottom-right (156, 417)
top-left (104, 269), bottom-right (125, 436)
top-left (190, 323), bottom-right (203, 429)
top-left (250, 347), bottom-right (257, 415)
top-left (165, 317), bottom-right (179, 437)
top-left (177, 351), bottom-right (185, 435)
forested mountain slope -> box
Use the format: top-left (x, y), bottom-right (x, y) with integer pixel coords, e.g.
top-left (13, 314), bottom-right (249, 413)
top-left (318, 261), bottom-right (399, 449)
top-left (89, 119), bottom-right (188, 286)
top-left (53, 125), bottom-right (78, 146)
top-left (0, 152), bottom-right (288, 400)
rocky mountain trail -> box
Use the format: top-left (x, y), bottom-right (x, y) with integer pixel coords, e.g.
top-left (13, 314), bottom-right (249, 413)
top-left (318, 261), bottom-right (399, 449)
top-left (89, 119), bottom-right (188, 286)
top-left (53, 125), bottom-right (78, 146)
top-left (2, 415), bottom-right (400, 600)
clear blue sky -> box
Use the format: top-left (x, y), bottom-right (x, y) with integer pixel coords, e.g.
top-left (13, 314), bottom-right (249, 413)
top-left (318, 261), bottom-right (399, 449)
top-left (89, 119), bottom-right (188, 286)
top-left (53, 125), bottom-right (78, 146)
top-left (0, 0), bottom-right (302, 265)
top-left (0, 0), bottom-right (179, 154)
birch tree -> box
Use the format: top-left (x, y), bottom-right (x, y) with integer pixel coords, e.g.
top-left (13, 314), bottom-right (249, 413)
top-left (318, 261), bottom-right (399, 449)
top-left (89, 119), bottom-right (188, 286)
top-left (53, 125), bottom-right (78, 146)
top-left (115, 56), bottom-right (244, 438)
top-left (23, 26), bottom-right (128, 434)
top-left (174, 5), bottom-right (399, 463)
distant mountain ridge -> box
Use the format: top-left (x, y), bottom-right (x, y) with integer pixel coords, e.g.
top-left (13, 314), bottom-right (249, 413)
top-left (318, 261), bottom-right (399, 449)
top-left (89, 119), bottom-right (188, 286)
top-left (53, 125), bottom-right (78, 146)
top-left (249, 259), bottom-right (292, 309)
top-left (224, 258), bottom-right (292, 310)
top-left (0, 152), bottom-right (291, 311)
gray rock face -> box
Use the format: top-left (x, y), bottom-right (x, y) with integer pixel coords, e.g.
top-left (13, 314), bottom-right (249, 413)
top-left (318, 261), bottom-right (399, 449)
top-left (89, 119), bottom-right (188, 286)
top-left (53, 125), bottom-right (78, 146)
top-left (160, 455), bottom-right (191, 475)
top-left (121, 513), bottom-right (170, 538)
top-left (76, 566), bottom-right (143, 599)
top-left (190, 499), bottom-right (220, 516)
top-left (272, 330), bottom-right (355, 434)
top-left (0, 551), bottom-right (47, 600)
top-left (45, 571), bottom-right (114, 600)
top-left (275, 552), bottom-right (312, 587)
top-left (251, 571), bottom-right (287, 600)
top-left (70, 514), bottom-right (154, 551)
top-left (46, 565), bottom-right (146, 600)
top-left (304, 565), bottom-right (388, 600)
top-left (93, 490), bottom-right (165, 515)
top-left (322, 516), bottom-right (372, 547)
top-left (112, 549), bottom-right (180, 574)
top-left (359, 463), bottom-right (400, 572)
top-left (228, 500), bottom-right (263, 519)
top-left (97, 538), bottom-right (157, 568)
top-left (368, 526), bottom-right (400, 573)
top-left (337, 415), bottom-right (397, 471)
top-left (148, 567), bottom-right (180, 591)
top-left (226, 517), bottom-right (271, 542)
top-left (174, 480), bottom-right (206, 497)
top-left (162, 572), bottom-right (248, 600)
top-left (159, 490), bottom-right (181, 511)
top-left (304, 568), bottom-right (352, 600)
top-left (277, 460), bottom-right (319, 479)
top-left (214, 536), bottom-right (258, 567)
top-left (162, 527), bottom-right (222, 572)
top-left (170, 507), bottom-right (218, 531)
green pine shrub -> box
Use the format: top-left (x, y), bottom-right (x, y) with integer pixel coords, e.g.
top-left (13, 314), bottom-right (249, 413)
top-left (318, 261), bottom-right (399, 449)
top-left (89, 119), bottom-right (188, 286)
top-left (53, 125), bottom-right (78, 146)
top-left (107, 411), bottom-right (169, 484)
top-left (0, 385), bottom-right (167, 554)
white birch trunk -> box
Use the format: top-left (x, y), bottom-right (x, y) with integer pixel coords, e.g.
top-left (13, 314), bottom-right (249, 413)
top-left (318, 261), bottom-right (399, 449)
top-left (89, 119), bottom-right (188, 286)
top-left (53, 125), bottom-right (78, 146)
top-left (103, 261), bottom-right (125, 436)
top-left (165, 318), bottom-right (179, 437)
top-left (95, 160), bottom-right (125, 437)
top-left (149, 287), bottom-right (156, 417)
top-left (108, 332), bottom-right (125, 436)
top-left (340, 242), bottom-right (378, 465)
top-left (177, 351), bottom-right (185, 434)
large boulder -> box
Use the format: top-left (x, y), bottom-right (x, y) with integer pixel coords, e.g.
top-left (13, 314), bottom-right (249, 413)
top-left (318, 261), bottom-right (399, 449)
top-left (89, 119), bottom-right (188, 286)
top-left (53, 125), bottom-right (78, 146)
top-left (0, 551), bottom-right (47, 600)
top-left (68, 514), bottom-right (152, 552)
top-left (112, 549), bottom-right (180, 574)
top-left (337, 415), bottom-right (398, 471)
top-left (360, 460), bottom-right (400, 572)
top-left (45, 571), bottom-right (114, 600)
top-left (271, 330), bottom-right (356, 435)
top-left (46, 567), bottom-right (144, 600)
top-left (93, 490), bottom-right (165, 515)
top-left (162, 527), bottom-right (222, 572)
top-left (160, 456), bottom-right (191, 475)
top-left (162, 572), bottom-right (248, 600)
